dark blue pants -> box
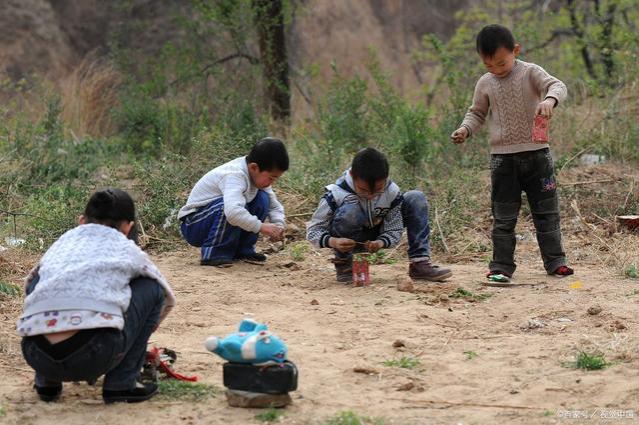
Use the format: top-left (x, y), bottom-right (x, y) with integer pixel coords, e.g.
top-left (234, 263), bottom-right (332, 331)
top-left (180, 191), bottom-right (269, 261)
top-left (331, 190), bottom-right (431, 261)
top-left (490, 148), bottom-right (566, 274)
top-left (22, 277), bottom-right (165, 391)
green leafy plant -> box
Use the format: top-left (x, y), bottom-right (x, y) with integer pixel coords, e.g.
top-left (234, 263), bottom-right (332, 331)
top-left (382, 356), bottom-right (421, 369)
top-left (463, 350), bottom-right (478, 360)
top-left (255, 408), bottom-right (284, 422)
top-left (157, 380), bottom-right (217, 400)
top-left (353, 251), bottom-right (395, 265)
top-left (289, 241), bottom-right (309, 262)
top-left (0, 406), bottom-right (5, 417)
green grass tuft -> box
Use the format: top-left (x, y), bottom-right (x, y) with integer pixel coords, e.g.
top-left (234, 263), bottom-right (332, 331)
top-left (0, 406), bottom-right (5, 417)
top-left (325, 410), bottom-right (385, 425)
top-left (157, 380), bottom-right (217, 400)
top-left (624, 265), bottom-right (639, 279)
top-left (255, 407), bottom-right (284, 422)
top-left (0, 281), bottom-right (21, 298)
top-left (570, 351), bottom-right (610, 371)
top-left (449, 287), bottom-right (492, 302)
top-left (382, 356), bottom-right (421, 369)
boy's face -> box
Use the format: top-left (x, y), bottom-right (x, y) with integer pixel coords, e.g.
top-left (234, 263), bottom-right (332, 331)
top-left (248, 163), bottom-right (283, 189)
top-left (352, 176), bottom-right (386, 200)
top-left (481, 44), bottom-right (520, 78)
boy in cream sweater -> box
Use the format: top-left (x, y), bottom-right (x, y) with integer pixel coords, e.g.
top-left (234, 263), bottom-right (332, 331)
top-left (451, 24), bottom-right (573, 282)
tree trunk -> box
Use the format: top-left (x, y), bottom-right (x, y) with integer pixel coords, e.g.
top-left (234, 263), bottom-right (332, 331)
top-left (567, 0), bottom-right (597, 80)
top-left (253, 0), bottom-right (290, 123)
top-left (599, 3), bottom-right (617, 84)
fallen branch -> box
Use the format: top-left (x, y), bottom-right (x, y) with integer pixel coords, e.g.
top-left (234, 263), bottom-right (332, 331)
top-left (287, 212), bottom-right (314, 218)
top-left (558, 147), bottom-right (588, 175)
top-left (434, 206), bottom-right (450, 253)
top-left (563, 178), bottom-right (616, 186)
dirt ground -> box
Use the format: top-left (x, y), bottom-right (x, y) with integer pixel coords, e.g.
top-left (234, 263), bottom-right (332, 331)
top-left (1, 230), bottom-right (639, 425)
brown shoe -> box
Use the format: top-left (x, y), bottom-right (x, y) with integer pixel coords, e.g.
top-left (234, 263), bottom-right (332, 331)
top-left (409, 260), bottom-right (452, 282)
top-left (332, 257), bottom-right (353, 283)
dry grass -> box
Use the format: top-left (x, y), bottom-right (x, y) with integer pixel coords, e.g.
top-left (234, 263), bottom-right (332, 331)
top-left (59, 55), bottom-right (122, 138)
top-left (0, 249), bottom-right (37, 371)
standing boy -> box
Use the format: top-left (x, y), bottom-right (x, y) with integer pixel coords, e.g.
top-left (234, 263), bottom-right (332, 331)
top-left (306, 147), bottom-right (452, 283)
top-left (451, 24), bottom-right (574, 281)
top-left (179, 138), bottom-right (287, 266)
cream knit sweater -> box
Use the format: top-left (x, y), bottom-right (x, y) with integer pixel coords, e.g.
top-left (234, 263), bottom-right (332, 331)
top-left (20, 224), bottom-right (176, 324)
top-left (461, 60), bottom-right (567, 154)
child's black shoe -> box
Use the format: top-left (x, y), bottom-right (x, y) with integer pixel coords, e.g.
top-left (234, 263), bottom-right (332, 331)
top-left (34, 384), bottom-right (62, 402)
top-left (200, 258), bottom-right (233, 267)
top-left (237, 252), bottom-right (267, 263)
top-left (103, 382), bottom-right (158, 404)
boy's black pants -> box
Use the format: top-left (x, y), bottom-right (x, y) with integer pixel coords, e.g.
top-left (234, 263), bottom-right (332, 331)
top-left (490, 148), bottom-right (567, 275)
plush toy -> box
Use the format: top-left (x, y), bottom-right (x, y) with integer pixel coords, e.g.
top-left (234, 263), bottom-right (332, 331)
top-left (204, 318), bottom-right (287, 365)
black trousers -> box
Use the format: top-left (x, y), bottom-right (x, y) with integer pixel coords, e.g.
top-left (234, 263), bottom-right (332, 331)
top-left (490, 148), bottom-right (567, 275)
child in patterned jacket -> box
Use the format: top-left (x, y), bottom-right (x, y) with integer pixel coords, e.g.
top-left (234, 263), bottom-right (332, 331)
top-left (306, 148), bottom-right (452, 283)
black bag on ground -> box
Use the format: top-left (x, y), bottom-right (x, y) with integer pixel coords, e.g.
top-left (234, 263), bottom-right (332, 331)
top-left (223, 361), bottom-right (298, 394)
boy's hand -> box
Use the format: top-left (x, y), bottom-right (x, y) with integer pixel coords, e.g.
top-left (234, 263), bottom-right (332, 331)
top-left (364, 240), bottom-right (384, 253)
top-left (450, 127), bottom-right (469, 144)
top-left (328, 237), bottom-right (357, 253)
top-left (260, 223), bottom-right (284, 241)
top-left (535, 98), bottom-right (557, 118)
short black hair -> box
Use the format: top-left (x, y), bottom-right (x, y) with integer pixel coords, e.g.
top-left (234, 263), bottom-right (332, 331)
top-left (351, 147), bottom-right (389, 190)
top-left (476, 24), bottom-right (515, 57)
top-left (246, 137), bottom-right (289, 172)
top-left (84, 188), bottom-right (135, 229)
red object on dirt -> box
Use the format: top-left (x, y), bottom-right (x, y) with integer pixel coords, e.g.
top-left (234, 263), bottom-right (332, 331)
top-left (352, 257), bottom-right (370, 287)
top-left (532, 115), bottom-right (549, 143)
top-left (146, 347), bottom-right (198, 382)
top-left (617, 215), bottom-right (639, 230)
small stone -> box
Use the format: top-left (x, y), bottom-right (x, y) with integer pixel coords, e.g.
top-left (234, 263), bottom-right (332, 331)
top-left (509, 389), bottom-right (519, 394)
top-left (612, 320), bottom-right (627, 330)
top-left (310, 299), bottom-right (319, 305)
top-left (225, 389), bottom-right (292, 408)
top-left (397, 277), bottom-right (415, 293)
top-left (587, 305), bottom-right (602, 315)
top-left (392, 339), bottom-right (406, 348)
top-left (396, 382), bottom-right (415, 391)
top-left (520, 318), bottom-right (545, 331)
top-left (353, 366), bottom-right (379, 375)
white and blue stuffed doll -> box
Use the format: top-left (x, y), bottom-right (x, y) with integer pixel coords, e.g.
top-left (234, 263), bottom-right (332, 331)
top-left (204, 318), bottom-right (288, 365)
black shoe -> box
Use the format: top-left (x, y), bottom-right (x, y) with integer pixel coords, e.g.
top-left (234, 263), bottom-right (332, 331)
top-left (34, 384), bottom-right (62, 402)
top-left (200, 258), bottom-right (233, 267)
top-left (103, 382), bottom-right (158, 404)
top-left (237, 252), bottom-right (267, 263)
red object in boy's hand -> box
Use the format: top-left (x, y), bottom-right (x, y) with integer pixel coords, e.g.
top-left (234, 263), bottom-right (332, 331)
top-left (532, 115), bottom-right (549, 143)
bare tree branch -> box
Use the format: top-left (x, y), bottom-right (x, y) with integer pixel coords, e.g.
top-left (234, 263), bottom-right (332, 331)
top-left (524, 28), bottom-right (575, 53)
